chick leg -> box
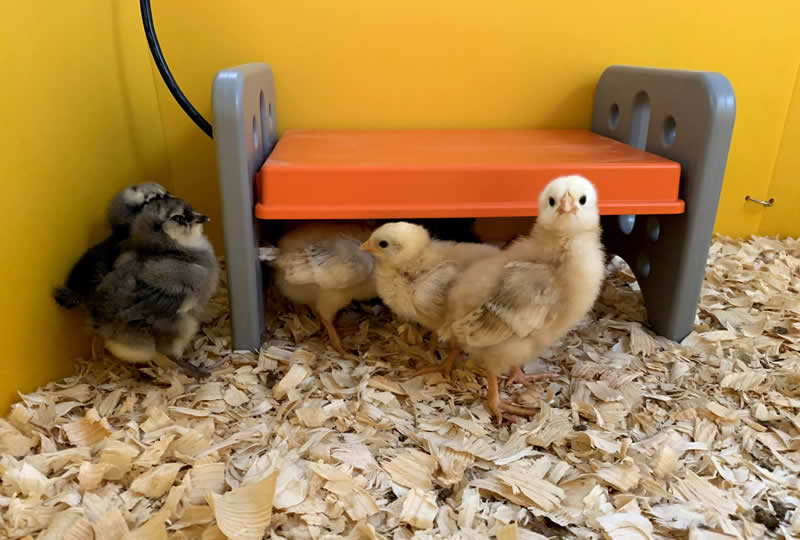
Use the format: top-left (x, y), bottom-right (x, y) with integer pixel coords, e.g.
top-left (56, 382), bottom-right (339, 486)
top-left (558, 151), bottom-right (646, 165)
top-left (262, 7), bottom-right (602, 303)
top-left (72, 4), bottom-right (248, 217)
top-left (427, 331), bottom-right (439, 352)
top-left (157, 317), bottom-right (210, 378)
top-left (309, 306), bottom-right (348, 356)
top-left (486, 372), bottom-right (539, 424)
top-left (412, 344), bottom-right (460, 379)
top-left (320, 314), bottom-right (347, 357)
top-left (503, 366), bottom-right (557, 388)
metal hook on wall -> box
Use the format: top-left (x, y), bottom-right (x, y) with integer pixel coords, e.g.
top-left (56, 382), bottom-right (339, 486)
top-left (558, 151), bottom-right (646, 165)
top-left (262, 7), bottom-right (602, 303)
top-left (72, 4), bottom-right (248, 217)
top-left (744, 195), bottom-right (774, 208)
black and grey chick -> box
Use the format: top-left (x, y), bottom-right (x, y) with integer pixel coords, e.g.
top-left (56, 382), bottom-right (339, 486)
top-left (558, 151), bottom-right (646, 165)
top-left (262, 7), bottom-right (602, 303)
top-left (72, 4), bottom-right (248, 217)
top-left (53, 182), bottom-right (170, 309)
top-left (86, 197), bottom-right (219, 377)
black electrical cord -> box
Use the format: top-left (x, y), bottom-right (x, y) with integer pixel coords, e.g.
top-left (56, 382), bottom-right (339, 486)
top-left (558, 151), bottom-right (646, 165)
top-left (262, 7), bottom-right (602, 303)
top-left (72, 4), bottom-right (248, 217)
top-left (140, 0), bottom-right (214, 138)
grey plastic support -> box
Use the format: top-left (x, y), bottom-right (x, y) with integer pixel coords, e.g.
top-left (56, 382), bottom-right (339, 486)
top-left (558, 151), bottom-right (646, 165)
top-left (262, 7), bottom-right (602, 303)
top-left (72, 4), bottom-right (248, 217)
top-left (212, 63), bottom-right (277, 351)
top-left (592, 65), bottom-right (736, 342)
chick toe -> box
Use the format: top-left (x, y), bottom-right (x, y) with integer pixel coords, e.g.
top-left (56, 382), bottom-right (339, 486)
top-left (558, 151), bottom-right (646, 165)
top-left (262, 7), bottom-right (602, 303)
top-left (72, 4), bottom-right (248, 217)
top-left (411, 345), bottom-right (459, 380)
top-left (170, 357), bottom-right (211, 378)
top-left (503, 366), bottom-right (557, 389)
top-left (486, 372), bottom-right (538, 424)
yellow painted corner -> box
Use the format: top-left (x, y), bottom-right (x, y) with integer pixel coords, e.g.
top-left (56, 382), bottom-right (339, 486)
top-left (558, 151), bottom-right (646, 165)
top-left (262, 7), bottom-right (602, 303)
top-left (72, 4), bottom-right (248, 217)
top-left (0, 2), bottom-right (169, 413)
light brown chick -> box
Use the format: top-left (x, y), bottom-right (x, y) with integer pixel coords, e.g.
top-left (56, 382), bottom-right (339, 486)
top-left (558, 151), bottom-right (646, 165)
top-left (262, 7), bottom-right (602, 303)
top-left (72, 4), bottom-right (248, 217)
top-left (259, 222), bottom-right (377, 356)
top-left (441, 175), bottom-right (606, 423)
top-left (360, 222), bottom-right (500, 377)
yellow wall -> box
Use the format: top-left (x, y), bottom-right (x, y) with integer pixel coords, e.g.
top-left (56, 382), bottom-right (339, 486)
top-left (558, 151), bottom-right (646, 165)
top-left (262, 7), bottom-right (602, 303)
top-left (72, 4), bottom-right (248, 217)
top-left (759, 65), bottom-right (800, 236)
top-left (147, 0), bottom-right (800, 242)
top-left (0, 2), bottom-right (169, 412)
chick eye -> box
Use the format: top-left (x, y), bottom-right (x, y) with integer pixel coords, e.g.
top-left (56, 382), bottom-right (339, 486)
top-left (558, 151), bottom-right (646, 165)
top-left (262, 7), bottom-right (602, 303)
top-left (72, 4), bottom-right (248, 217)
top-left (579, 195), bottom-right (587, 205)
top-left (548, 197), bottom-right (556, 207)
top-left (378, 240), bottom-right (389, 249)
top-left (172, 215), bottom-right (186, 225)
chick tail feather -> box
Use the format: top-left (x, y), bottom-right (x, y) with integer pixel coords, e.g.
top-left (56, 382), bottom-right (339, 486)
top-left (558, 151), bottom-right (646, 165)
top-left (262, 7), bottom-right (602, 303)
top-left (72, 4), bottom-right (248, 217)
top-left (258, 245), bottom-right (280, 263)
top-left (53, 287), bottom-right (83, 309)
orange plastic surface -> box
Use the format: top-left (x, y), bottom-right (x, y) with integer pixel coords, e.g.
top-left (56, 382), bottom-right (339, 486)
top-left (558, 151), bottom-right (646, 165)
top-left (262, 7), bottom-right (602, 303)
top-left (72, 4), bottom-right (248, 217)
top-left (255, 129), bottom-right (683, 219)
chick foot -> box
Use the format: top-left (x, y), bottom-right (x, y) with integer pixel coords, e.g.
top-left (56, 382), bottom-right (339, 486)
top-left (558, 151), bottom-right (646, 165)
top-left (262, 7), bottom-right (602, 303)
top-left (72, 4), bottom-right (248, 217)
top-left (486, 372), bottom-right (538, 424)
top-left (412, 345), bottom-right (460, 379)
top-left (503, 366), bottom-right (557, 389)
top-left (171, 356), bottom-right (211, 378)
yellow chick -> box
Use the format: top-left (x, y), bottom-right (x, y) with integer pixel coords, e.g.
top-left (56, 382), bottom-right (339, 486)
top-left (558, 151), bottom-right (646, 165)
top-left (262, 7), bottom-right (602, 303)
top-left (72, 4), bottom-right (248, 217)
top-left (441, 175), bottom-right (606, 423)
top-left (360, 222), bottom-right (500, 377)
top-left (260, 222), bottom-right (377, 355)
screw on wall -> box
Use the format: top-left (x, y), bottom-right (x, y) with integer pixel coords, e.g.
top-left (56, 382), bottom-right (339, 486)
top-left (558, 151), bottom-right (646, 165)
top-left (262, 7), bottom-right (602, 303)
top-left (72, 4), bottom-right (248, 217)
top-left (744, 195), bottom-right (775, 208)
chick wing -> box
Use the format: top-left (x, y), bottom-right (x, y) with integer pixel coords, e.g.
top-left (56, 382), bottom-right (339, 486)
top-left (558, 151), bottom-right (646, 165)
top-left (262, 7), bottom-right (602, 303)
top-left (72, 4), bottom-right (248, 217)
top-left (452, 261), bottom-right (560, 349)
top-left (92, 256), bottom-right (206, 325)
top-left (277, 235), bottom-right (374, 291)
top-left (411, 260), bottom-right (460, 325)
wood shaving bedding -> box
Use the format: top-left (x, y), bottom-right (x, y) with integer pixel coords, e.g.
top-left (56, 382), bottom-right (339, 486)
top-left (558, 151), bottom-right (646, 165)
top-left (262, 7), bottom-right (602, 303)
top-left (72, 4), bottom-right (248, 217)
top-left (2, 235), bottom-right (800, 539)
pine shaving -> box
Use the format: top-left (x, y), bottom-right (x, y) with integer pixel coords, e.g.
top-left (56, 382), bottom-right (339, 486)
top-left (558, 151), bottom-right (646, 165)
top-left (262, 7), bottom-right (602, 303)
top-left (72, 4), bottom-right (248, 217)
top-left (206, 470), bottom-right (278, 540)
top-left (62, 408), bottom-right (111, 447)
top-left (596, 512), bottom-right (655, 540)
top-left (594, 458), bottom-right (641, 491)
top-left (720, 372), bottom-right (767, 391)
top-left (2, 238), bottom-right (800, 539)
top-left (0, 419), bottom-right (36, 457)
top-left (78, 461), bottom-right (112, 491)
top-left (383, 449), bottom-right (437, 490)
top-left (400, 488), bottom-right (438, 529)
top-left (188, 462), bottom-right (226, 504)
top-left (130, 462), bottom-right (183, 498)
top-left (272, 364), bottom-right (310, 400)
top-left (128, 509), bottom-right (169, 540)
top-left (496, 522), bottom-right (520, 540)
top-left (92, 508), bottom-right (129, 540)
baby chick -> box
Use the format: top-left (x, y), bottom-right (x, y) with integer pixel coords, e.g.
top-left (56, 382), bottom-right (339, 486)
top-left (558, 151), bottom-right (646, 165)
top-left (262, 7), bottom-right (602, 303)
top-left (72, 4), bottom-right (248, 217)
top-left (86, 197), bottom-right (218, 377)
top-left (360, 222), bottom-right (500, 377)
top-left (259, 222), bottom-right (377, 356)
top-left (53, 182), bottom-right (170, 309)
top-left (441, 175), bottom-right (605, 423)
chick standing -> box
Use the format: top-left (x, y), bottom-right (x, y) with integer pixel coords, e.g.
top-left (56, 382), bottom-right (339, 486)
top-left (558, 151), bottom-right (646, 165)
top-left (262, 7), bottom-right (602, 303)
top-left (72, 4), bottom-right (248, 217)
top-left (259, 222), bottom-right (377, 356)
top-left (360, 222), bottom-right (500, 377)
top-left (53, 182), bottom-right (170, 309)
top-left (86, 197), bottom-right (218, 377)
top-left (442, 175), bottom-right (605, 423)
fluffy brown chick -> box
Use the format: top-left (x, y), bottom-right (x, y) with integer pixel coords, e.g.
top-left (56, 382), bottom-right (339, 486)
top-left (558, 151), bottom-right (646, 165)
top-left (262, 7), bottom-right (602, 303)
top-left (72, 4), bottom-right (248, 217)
top-left (360, 222), bottom-right (500, 377)
top-left (260, 222), bottom-right (377, 356)
top-left (441, 175), bottom-right (606, 423)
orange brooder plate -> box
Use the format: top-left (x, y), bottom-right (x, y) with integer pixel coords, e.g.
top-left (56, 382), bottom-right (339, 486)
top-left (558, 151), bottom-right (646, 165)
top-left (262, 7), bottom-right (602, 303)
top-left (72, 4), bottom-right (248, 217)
top-left (255, 129), bottom-right (683, 219)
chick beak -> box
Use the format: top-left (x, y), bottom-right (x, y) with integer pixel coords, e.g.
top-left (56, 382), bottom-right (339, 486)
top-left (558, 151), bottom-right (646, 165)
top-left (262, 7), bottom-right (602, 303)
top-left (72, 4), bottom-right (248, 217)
top-left (359, 241), bottom-right (375, 253)
top-left (557, 193), bottom-right (577, 215)
top-left (192, 213), bottom-right (210, 224)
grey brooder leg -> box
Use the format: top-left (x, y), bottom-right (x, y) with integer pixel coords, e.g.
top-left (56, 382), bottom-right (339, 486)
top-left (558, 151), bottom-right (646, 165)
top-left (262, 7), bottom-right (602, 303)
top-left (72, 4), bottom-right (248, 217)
top-left (591, 66), bottom-right (736, 342)
top-left (212, 63), bottom-right (278, 351)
